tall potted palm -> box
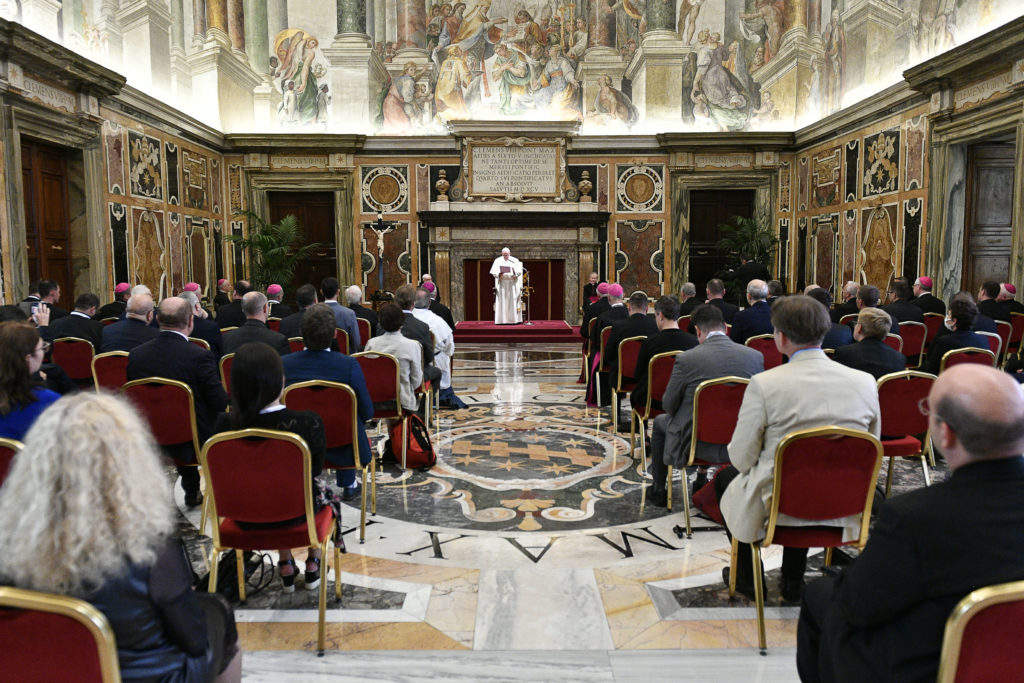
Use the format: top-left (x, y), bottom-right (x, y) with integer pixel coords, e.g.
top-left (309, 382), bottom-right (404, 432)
top-left (225, 212), bottom-right (322, 295)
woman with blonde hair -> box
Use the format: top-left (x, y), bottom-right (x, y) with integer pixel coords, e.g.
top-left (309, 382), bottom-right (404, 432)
top-left (0, 392), bottom-right (241, 682)
top-left (0, 320), bottom-right (59, 440)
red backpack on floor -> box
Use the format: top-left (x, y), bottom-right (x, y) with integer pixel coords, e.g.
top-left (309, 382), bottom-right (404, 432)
top-left (384, 415), bottom-right (436, 470)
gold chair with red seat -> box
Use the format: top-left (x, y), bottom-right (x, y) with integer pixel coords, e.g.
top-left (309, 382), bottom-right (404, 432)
top-left (727, 425), bottom-right (883, 653)
top-left (219, 353), bottom-right (234, 396)
top-left (188, 337), bottom-right (211, 351)
top-left (199, 429), bottom-right (342, 656)
top-left (1007, 312), bottom-right (1024, 359)
top-left (939, 347), bottom-right (996, 372)
top-left (121, 378), bottom-right (210, 533)
top-left (884, 333), bottom-right (904, 354)
top-left (578, 318), bottom-right (599, 384)
top-left (334, 328), bottom-right (350, 355)
top-left (838, 313), bottom-right (858, 326)
top-left (976, 331), bottom-right (1002, 362)
top-left (91, 351), bottom-right (129, 392)
top-left (612, 335), bottom-right (646, 434)
top-left (937, 579), bottom-right (1024, 683)
top-left (899, 321), bottom-right (928, 369)
top-left (994, 320), bottom-right (1012, 367)
top-left (100, 317), bottom-right (118, 326)
top-left (288, 337), bottom-right (304, 353)
top-left (629, 351), bottom-right (683, 469)
top-left (669, 376), bottom-right (749, 537)
top-left (267, 317), bottom-right (282, 332)
top-left (51, 337), bottom-right (95, 387)
top-left (923, 312), bottom-right (945, 347)
top-left (594, 325), bottom-right (615, 427)
top-left (356, 318), bottom-right (371, 348)
top-left (877, 370), bottom-right (936, 496)
top-left (0, 586), bottom-right (121, 683)
top-left (745, 334), bottom-right (783, 369)
top-left (282, 380), bottom-right (372, 542)
top-left (353, 351), bottom-right (408, 488)
top-left (677, 314), bottom-right (692, 332)
top-left (0, 437), bottom-right (23, 486)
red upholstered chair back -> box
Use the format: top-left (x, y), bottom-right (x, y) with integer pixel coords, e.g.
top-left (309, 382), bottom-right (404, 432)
top-left (995, 321), bottom-right (1012, 359)
top-left (219, 354), bottom-right (234, 395)
top-left (923, 312), bottom-right (945, 346)
top-left (353, 352), bottom-right (402, 418)
top-left (597, 326), bottom-right (614, 372)
top-left (639, 351), bottom-right (682, 419)
top-left (977, 331), bottom-right (1002, 359)
top-left (765, 426), bottom-right (882, 547)
top-left (0, 437), bottom-right (23, 487)
top-left (121, 379), bottom-right (200, 456)
top-left (335, 328), bottom-right (350, 355)
top-left (357, 318), bottom-right (371, 346)
top-left (938, 580), bottom-right (1024, 683)
top-left (288, 337), bottom-right (304, 353)
top-left (616, 336), bottom-right (646, 390)
top-left (692, 378), bottom-right (749, 450)
top-left (51, 337), bottom-right (95, 381)
top-left (91, 351), bottom-right (129, 391)
top-left (584, 318), bottom-right (598, 355)
top-left (282, 381), bottom-right (360, 452)
top-left (267, 317), bottom-right (281, 332)
top-left (745, 334), bottom-right (783, 369)
top-left (899, 321), bottom-right (927, 366)
top-left (877, 371), bottom-right (934, 439)
top-left (100, 317), bottom-right (118, 326)
top-left (0, 586), bottom-right (121, 683)
top-left (940, 347), bottom-right (996, 372)
top-left (677, 315), bottom-right (691, 330)
top-left (1008, 313), bottom-right (1024, 354)
top-left (883, 333), bottom-right (904, 353)
top-left (188, 337), bottom-right (210, 351)
top-left (838, 314), bottom-right (858, 326)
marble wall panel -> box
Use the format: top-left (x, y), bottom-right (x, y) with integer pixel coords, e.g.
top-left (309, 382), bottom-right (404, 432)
top-left (614, 219), bottom-right (663, 297)
top-left (902, 198), bottom-right (923, 281)
top-left (103, 121), bottom-right (124, 195)
top-left (904, 115), bottom-right (926, 191)
top-left (182, 149), bottom-right (210, 211)
top-left (231, 220), bottom-right (245, 277)
top-left (213, 220), bottom-right (225, 283)
top-left (860, 204), bottom-right (898, 289)
top-left (109, 203), bottom-right (129, 285)
top-left (131, 207), bottom-right (165, 295)
top-left (416, 163), bottom-right (430, 210)
top-left (167, 212), bottom-right (184, 295)
top-left (797, 156), bottom-right (809, 211)
top-left (210, 158), bottom-right (223, 215)
top-left (844, 139), bottom-right (859, 202)
top-left (842, 209), bottom-right (858, 285)
top-left (186, 216), bottom-right (210, 293)
top-left (128, 130), bottom-right (163, 200)
top-left (778, 160), bottom-right (791, 213)
top-left (811, 147), bottom-right (841, 208)
top-left (228, 164), bottom-right (243, 214)
top-left (797, 218), bottom-right (808, 291)
top-left (597, 163), bottom-right (610, 210)
top-left (812, 214), bottom-right (838, 291)
top-left (863, 126), bottom-right (901, 198)
top-left (778, 218), bottom-right (790, 287)
top-left (165, 142), bottom-right (180, 206)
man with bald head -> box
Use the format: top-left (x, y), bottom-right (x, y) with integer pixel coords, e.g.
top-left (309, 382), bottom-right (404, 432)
top-left (100, 293), bottom-right (158, 352)
top-left (127, 297), bottom-right (229, 506)
top-left (798, 365), bottom-right (1024, 682)
top-left (221, 291), bottom-right (291, 356)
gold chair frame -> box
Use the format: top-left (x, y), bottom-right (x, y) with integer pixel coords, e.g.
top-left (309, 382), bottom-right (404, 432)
top-left (876, 370), bottom-right (938, 496)
top-left (612, 335), bottom-right (647, 434)
top-left (219, 353), bottom-right (234, 395)
top-left (936, 579), bottom-right (1024, 683)
top-left (187, 336), bottom-right (211, 350)
top-left (353, 351), bottom-right (407, 500)
top-left (898, 321), bottom-right (928, 369)
top-left (629, 350), bottom-right (683, 472)
top-left (90, 351), bottom-right (129, 391)
top-left (976, 331), bottom-right (1003, 362)
top-left (939, 346), bottom-right (996, 373)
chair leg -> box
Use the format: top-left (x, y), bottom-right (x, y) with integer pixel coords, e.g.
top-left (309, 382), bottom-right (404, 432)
top-left (317, 536), bottom-right (329, 656)
top-left (920, 455), bottom-right (931, 486)
top-left (235, 549), bottom-right (246, 602)
top-left (199, 492), bottom-right (210, 536)
top-left (401, 417), bottom-right (408, 469)
top-left (371, 452), bottom-right (378, 515)
top-left (333, 534), bottom-right (342, 603)
top-left (728, 537), bottom-right (738, 597)
top-left (752, 544), bottom-right (767, 654)
top-left (680, 470), bottom-right (693, 539)
top-left (359, 466), bottom-right (367, 544)
top-left (824, 547), bottom-right (833, 567)
top-left (639, 426), bottom-right (649, 475)
top-left (629, 413), bottom-right (637, 461)
top-left (612, 391), bottom-right (618, 434)
top-left (595, 373), bottom-right (602, 424)
top-left (926, 436), bottom-right (936, 468)
top-left (208, 547), bottom-right (221, 593)
top-left (666, 466), bottom-right (673, 511)
top-left (884, 457), bottom-right (894, 498)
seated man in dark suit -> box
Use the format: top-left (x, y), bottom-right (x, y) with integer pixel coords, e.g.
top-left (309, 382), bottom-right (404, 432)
top-left (977, 280), bottom-right (1009, 322)
top-left (179, 290), bottom-right (223, 356)
top-left (35, 280), bottom-right (68, 320)
top-left (395, 284), bottom-right (442, 385)
top-left (581, 282), bottom-right (610, 341)
top-left (926, 293), bottom-right (990, 375)
top-left (215, 279), bottom-right (250, 329)
top-left (97, 282), bottom-right (131, 320)
top-left (832, 307), bottom-right (906, 379)
top-left (630, 295), bottom-right (697, 415)
top-left (127, 297), bottom-right (228, 506)
top-left (807, 287), bottom-right (853, 350)
top-left (587, 284), bottom-right (628, 406)
top-left (882, 277), bottom-right (925, 324)
top-left (221, 291), bottom-right (291, 356)
top-left (213, 278), bottom-right (232, 309)
top-left (830, 281), bottom-right (860, 322)
top-left (798, 364), bottom-right (1024, 683)
top-left (280, 283), bottom-right (317, 340)
top-left (605, 292), bottom-right (658, 428)
top-left (345, 284), bottom-right (379, 338)
top-left (851, 285), bottom-right (899, 334)
top-left (101, 293), bottom-right (158, 352)
top-left (47, 292), bottom-right (104, 350)
top-left (283, 304), bottom-right (374, 500)
top-left (705, 278), bottom-right (739, 324)
top-left (266, 283), bottom-right (293, 319)
top-left (648, 304), bottom-right (764, 507)
top-left (910, 275), bottom-right (945, 315)
top-left (677, 282), bottom-right (701, 317)
top-left (729, 279), bottom-right (773, 344)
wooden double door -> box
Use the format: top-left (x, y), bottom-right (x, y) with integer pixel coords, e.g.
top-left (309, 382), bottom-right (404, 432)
top-left (21, 139), bottom-right (72, 310)
top-left (465, 259), bottom-right (565, 321)
top-left (267, 191), bottom-right (337, 302)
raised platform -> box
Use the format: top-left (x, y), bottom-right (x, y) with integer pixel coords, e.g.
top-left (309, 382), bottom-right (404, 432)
top-left (454, 319), bottom-right (580, 344)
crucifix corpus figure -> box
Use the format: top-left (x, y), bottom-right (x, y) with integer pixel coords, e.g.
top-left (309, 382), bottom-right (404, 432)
top-left (490, 247), bottom-right (523, 324)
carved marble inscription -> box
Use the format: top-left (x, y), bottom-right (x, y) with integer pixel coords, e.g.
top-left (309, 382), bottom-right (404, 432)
top-left (470, 144), bottom-right (558, 197)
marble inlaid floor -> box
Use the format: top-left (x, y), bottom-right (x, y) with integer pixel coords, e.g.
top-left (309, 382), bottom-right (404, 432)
top-left (176, 343), bottom-right (949, 680)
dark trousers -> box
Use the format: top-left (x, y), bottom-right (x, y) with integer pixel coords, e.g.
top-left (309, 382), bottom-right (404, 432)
top-left (177, 465), bottom-right (200, 496)
top-left (796, 576), bottom-right (835, 683)
top-left (714, 465), bottom-right (809, 582)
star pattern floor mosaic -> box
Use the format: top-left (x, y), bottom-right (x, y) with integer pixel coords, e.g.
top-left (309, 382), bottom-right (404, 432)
top-left (177, 343), bottom-right (949, 663)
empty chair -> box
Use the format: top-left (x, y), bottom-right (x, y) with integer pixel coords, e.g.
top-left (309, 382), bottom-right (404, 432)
top-left (940, 347), bottom-right (997, 372)
top-left (335, 328), bottom-right (350, 355)
top-left (357, 317), bottom-right (371, 346)
top-left (899, 321), bottom-right (928, 369)
top-left (937, 579), bottom-right (1024, 683)
top-left (51, 337), bottom-right (95, 386)
top-left (976, 331), bottom-right (1002, 361)
top-left (91, 351), bottom-right (129, 391)
top-left (219, 353), bottom-right (235, 396)
top-left (630, 351), bottom-right (683, 469)
top-left (745, 334), bottom-right (783, 369)
top-left (994, 320), bottom-right (1012, 366)
top-left (877, 370), bottom-right (936, 496)
top-left (923, 312), bottom-right (945, 347)
top-left (612, 336), bottom-right (646, 433)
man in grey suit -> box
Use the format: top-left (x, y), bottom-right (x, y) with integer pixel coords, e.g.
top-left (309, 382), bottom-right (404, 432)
top-left (648, 304), bottom-right (764, 507)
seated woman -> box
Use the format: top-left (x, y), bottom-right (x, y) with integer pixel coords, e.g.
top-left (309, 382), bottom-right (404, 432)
top-left (0, 392), bottom-right (241, 682)
top-left (925, 293), bottom-right (989, 375)
top-left (0, 321), bottom-right (61, 440)
top-left (362, 303), bottom-right (423, 414)
top-left (832, 307), bottom-right (907, 379)
top-left (214, 341), bottom-right (339, 592)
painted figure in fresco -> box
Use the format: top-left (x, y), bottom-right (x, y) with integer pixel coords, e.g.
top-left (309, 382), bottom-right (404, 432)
top-left (535, 43), bottom-right (581, 120)
top-left (316, 84), bottom-right (331, 126)
top-left (749, 89), bottom-right (777, 127)
top-left (507, 9), bottom-right (545, 55)
top-left (609, 0), bottom-right (647, 38)
top-left (282, 81), bottom-right (298, 122)
top-left (435, 46), bottom-right (472, 120)
top-left (526, 42), bottom-right (549, 92)
top-left (381, 61), bottom-right (428, 134)
top-left (692, 28), bottom-right (715, 91)
top-left (748, 45), bottom-right (765, 72)
top-left (724, 40), bottom-right (741, 77)
top-left (693, 32), bottom-right (750, 131)
top-left (676, 0), bottom-right (705, 45)
top-left (918, 0), bottom-right (958, 54)
top-left (567, 18), bottom-right (589, 61)
top-left (739, 0), bottom-right (786, 63)
top-left (491, 43), bottom-right (531, 115)
top-left (426, 4), bottom-right (444, 51)
top-left (273, 29), bottom-right (322, 125)
top-left (822, 9), bottom-right (846, 114)
top-left (592, 74), bottom-right (639, 129)
top-left (451, 0), bottom-right (508, 109)
top-left (431, 2), bottom-right (465, 69)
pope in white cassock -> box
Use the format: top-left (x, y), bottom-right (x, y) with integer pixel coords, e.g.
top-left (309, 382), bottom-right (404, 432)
top-left (490, 247), bottom-right (523, 324)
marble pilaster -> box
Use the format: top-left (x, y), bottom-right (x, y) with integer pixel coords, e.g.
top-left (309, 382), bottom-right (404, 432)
top-left (645, 0), bottom-right (674, 33)
top-left (20, 0), bottom-right (61, 41)
top-left (192, 0), bottom-right (208, 49)
top-left (227, 0), bottom-right (245, 54)
top-left (338, 0), bottom-right (368, 36)
top-left (624, 32), bottom-right (686, 124)
top-left (395, 0), bottom-right (426, 58)
top-left (267, 0), bottom-right (288, 41)
top-left (117, 0), bottom-right (173, 93)
top-left (170, 0), bottom-right (193, 105)
top-left (61, 0), bottom-right (86, 45)
top-left (841, 0), bottom-right (903, 95)
top-left (188, 41), bottom-right (261, 130)
top-left (323, 36), bottom-right (385, 132)
top-left (244, 0), bottom-right (270, 74)
top-left (206, 0), bottom-right (231, 48)
top-left (749, 32), bottom-right (819, 125)
top-left (99, 0), bottom-right (124, 68)
top-left (372, 0), bottom-right (387, 46)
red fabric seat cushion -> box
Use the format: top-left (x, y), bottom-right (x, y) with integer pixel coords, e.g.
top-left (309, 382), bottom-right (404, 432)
top-left (218, 505), bottom-right (335, 549)
top-left (771, 526), bottom-right (846, 548)
top-left (881, 435), bottom-right (923, 457)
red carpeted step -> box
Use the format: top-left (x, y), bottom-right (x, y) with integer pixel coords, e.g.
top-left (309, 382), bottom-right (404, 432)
top-left (454, 320), bottom-right (582, 344)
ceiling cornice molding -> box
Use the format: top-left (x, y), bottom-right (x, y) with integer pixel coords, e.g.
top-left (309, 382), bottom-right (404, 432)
top-left (655, 132), bottom-right (794, 152)
top-left (225, 133), bottom-right (367, 153)
top-left (793, 81), bottom-right (928, 149)
top-left (904, 15), bottom-right (1024, 94)
top-left (111, 85), bottom-right (225, 150)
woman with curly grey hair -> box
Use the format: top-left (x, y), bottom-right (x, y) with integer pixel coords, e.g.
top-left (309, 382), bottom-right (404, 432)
top-left (0, 392), bottom-right (241, 682)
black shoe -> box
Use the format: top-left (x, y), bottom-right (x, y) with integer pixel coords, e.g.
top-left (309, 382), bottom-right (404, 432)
top-left (781, 578), bottom-right (804, 604)
top-left (342, 483), bottom-right (361, 502)
top-left (184, 491), bottom-right (203, 508)
top-left (722, 566), bottom-right (764, 602)
top-left (648, 487), bottom-right (668, 508)
top-left (692, 471), bottom-right (709, 492)
top-left (304, 556), bottom-right (321, 590)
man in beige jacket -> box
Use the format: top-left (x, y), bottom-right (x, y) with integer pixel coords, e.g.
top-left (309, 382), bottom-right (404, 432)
top-left (715, 295), bottom-right (880, 602)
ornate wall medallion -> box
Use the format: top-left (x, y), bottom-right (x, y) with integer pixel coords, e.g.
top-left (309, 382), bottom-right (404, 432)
top-left (615, 164), bottom-right (664, 212)
top-left (361, 165), bottom-right (409, 213)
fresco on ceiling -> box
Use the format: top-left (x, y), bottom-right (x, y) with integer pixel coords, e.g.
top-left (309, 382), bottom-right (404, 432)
top-left (0, 0), bottom-right (1018, 136)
